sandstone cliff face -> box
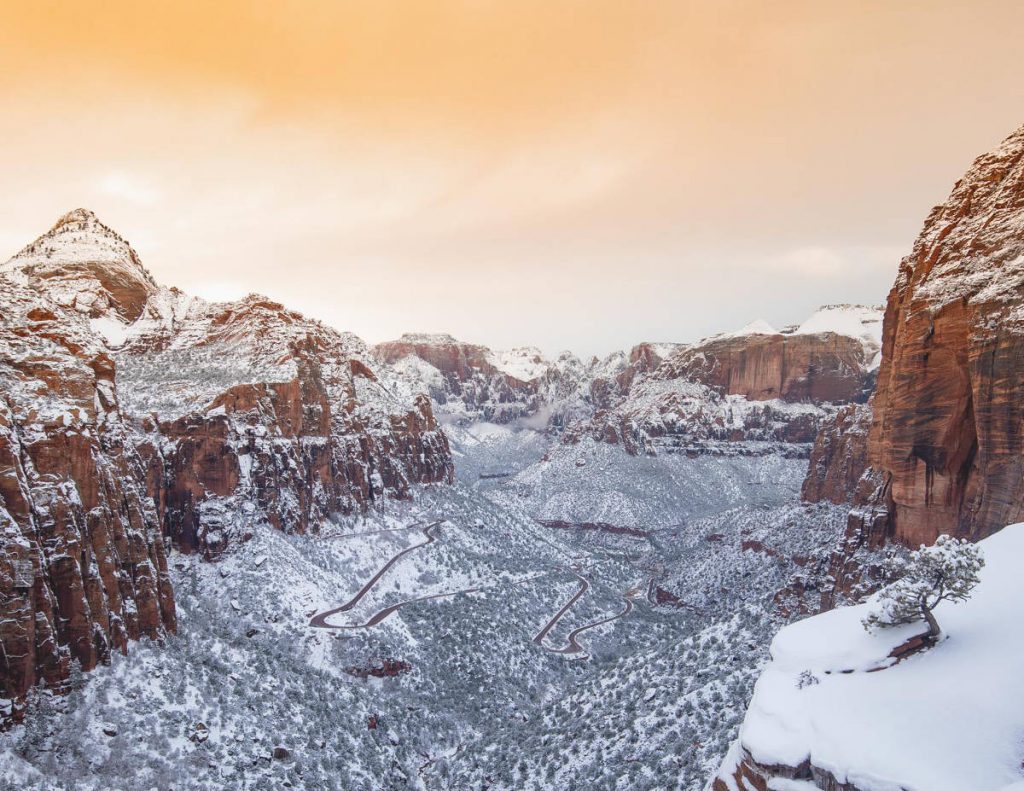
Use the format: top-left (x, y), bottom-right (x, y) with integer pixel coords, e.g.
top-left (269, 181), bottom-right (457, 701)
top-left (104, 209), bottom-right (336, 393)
top-left (717, 125), bottom-right (1024, 791)
top-left (116, 295), bottom-right (454, 556)
top-left (801, 404), bottom-right (872, 505)
top-left (567, 307), bottom-right (881, 456)
top-left (0, 210), bottom-right (454, 715)
top-left (0, 281), bottom-right (175, 722)
top-left (664, 330), bottom-right (874, 404)
top-left (858, 124), bottom-right (1024, 547)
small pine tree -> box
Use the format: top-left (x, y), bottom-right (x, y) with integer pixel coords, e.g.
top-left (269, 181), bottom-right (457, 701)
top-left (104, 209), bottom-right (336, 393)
top-left (862, 534), bottom-right (984, 638)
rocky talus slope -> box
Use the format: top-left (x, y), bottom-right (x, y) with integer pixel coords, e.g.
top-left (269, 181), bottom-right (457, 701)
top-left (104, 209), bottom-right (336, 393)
top-left (0, 210), bottom-right (452, 719)
top-left (717, 123), bottom-right (1024, 791)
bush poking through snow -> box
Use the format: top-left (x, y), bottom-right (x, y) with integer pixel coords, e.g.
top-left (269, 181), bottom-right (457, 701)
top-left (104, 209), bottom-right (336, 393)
top-left (862, 535), bottom-right (984, 638)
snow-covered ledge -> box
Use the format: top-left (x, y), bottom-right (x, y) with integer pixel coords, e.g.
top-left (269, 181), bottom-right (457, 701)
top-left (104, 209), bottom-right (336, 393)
top-left (712, 525), bottom-right (1024, 791)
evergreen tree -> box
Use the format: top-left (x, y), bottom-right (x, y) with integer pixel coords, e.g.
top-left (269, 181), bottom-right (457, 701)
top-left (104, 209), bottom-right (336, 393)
top-left (863, 535), bottom-right (984, 638)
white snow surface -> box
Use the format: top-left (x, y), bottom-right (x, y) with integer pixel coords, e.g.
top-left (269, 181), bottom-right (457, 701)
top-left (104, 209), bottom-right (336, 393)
top-left (734, 524), bottom-right (1024, 791)
top-left (87, 315), bottom-right (130, 347)
top-left (722, 319), bottom-right (778, 338)
top-left (702, 305), bottom-right (883, 349)
top-left (794, 304), bottom-right (883, 346)
top-left (485, 346), bottom-right (549, 382)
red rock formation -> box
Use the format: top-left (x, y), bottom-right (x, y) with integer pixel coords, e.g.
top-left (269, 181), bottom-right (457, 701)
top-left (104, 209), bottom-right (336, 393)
top-left (118, 297), bottom-right (454, 556)
top-left (373, 333), bottom-right (588, 425)
top-left (713, 750), bottom-right (862, 791)
top-left (802, 404), bottom-right (872, 504)
top-left (588, 342), bottom-right (681, 410)
top-left (1, 208), bottom-right (157, 322)
top-left (0, 210), bottom-right (455, 715)
top-left (715, 124), bottom-right (1024, 791)
top-left (858, 124), bottom-right (1024, 546)
top-left (564, 309), bottom-right (880, 456)
top-left (662, 330), bottom-right (873, 404)
top-left (563, 376), bottom-right (828, 456)
top-left (345, 658), bottom-right (412, 680)
top-left (0, 283), bottom-right (175, 723)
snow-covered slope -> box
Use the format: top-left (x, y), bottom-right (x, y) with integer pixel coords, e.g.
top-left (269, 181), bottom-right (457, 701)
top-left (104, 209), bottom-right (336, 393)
top-left (0, 208), bottom-right (157, 323)
top-left (0, 211), bottom-right (453, 715)
top-left (795, 304), bottom-right (883, 348)
top-left (716, 525), bottom-right (1024, 791)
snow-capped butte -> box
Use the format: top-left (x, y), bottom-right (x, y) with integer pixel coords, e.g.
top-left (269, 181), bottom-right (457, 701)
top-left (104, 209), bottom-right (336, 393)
top-left (1, 207), bottom-right (157, 323)
top-left (716, 525), bottom-right (1024, 791)
top-left (795, 304), bottom-right (883, 343)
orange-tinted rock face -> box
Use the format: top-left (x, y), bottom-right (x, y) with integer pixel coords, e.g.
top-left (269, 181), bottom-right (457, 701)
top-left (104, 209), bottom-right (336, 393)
top-left (0, 284), bottom-right (175, 722)
top-left (372, 331), bottom-right (557, 424)
top-left (374, 334), bottom-right (496, 395)
top-left (802, 404), bottom-right (872, 505)
top-left (587, 342), bottom-right (680, 411)
top-left (372, 333), bottom-right (581, 424)
top-left (861, 124), bottom-right (1024, 546)
top-left (663, 331), bottom-right (873, 404)
top-left (117, 298), bottom-right (454, 557)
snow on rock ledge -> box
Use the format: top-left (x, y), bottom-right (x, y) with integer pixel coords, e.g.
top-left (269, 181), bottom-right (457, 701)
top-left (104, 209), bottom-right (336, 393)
top-left (713, 525), bottom-right (1024, 791)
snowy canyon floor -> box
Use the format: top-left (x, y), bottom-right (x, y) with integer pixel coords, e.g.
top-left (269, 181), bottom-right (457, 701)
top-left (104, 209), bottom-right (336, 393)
top-left (0, 425), bottom-right (847, 791)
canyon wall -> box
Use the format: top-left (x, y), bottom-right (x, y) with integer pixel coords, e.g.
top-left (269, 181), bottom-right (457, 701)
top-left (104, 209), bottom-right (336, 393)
top-left (719, 122), bottom-right (1024, 791)
top-left (0, 210), bottom-right (453, 716)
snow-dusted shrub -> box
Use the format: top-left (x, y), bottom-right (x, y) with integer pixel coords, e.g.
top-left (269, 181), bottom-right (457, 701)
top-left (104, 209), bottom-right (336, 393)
top-left (862, 534), bottom-right (984, 638)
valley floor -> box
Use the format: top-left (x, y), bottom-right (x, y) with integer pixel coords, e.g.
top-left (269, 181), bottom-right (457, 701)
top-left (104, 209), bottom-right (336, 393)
top-left (0, 426), bottom-right (848, 791)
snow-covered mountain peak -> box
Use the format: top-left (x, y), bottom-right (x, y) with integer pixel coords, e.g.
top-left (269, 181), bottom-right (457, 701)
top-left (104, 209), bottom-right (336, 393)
top-left (795, 304), bottom-right (883, 342)
top-left (1, 208), bottom-right (157, 323)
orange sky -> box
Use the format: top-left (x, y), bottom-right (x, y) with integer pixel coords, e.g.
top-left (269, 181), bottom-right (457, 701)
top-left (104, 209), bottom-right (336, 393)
top-left (2, 1), bottom-right (1024, 355)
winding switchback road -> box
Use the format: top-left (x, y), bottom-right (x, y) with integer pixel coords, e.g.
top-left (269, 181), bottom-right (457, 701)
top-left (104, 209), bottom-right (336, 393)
top-left (532, 573), bottom-right (589, 647)
top-left (308, 522), bottom-right (439, 628)
top-left (311, 574), bottom-right (546, 630)
top-left (545, 597), bottom-right (634, 655)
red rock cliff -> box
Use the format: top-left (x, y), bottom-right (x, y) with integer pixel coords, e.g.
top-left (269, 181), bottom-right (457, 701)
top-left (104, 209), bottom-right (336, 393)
top-left (0, 283), bottom-right (175, 723)
top-left (662, 328), bottom-right (875, 404)
top-left (0, 211), bottom-right (454, 716)
top-left (861, 124), bottom-right (1024, 546)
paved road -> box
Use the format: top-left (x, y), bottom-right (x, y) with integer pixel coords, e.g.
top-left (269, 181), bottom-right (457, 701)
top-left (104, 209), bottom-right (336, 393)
top-left (312, 574), bottom-right (546, 630)
top-left (546, 597), bottom-right (634, 655)
top-left (532, 573), bottom-right (590, 646)
top-left (308, 522), bottom-right (439, 628)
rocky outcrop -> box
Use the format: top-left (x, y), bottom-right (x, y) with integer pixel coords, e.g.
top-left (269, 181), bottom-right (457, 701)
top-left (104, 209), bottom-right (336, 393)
top-left (586, 341), bottom-right (682, 411)
top-left (564, 378), bottom-right (828, 455)
top-left (659, 308), bottom-right (880, 405)
top-left (713, 750), bottom-right (862, 791)
top-left (801, 404), bottom-right (872, 504)
top-left (855, 124), bottom-right (1024, 547)
top-left (2, 208), bottom-right (157, 323)
top-left (0, 211), bottom-right (454, 714)
top-left (116, 295), bottom-right (453, 556)
top-left (373, 333), bottom-right (593, 427)
top-left (0, 281), bottom-right (175, 722)
top-left (715, 124), bottom-right (1024, 791)
top-left (565, 307), bottom-right (882, 456)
